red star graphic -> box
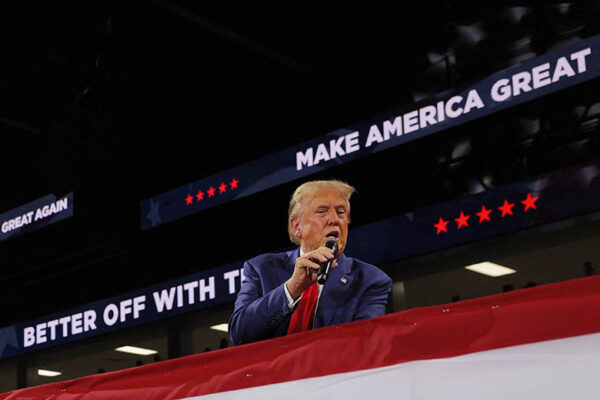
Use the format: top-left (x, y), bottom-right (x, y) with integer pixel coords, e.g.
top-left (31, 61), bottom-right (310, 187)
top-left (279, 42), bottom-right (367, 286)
top-left (219, 182), bottom-right (227, 193)
top-left (185, 194), bottom-right (193, 205)
top-left (434, 217), bottom-right (449, 234)
top-left (207, 186), bottom-right (216, 197)
top-left (498, 200), bottom-right (515, 217)
top-left (521, 193), bottom-right (539, 211)
top-left (455, 211), bottom-right (471, 229)
top-left (230, 178), bottom-right (239, 189)
top-left (476, 205), bottom-right (492, 223)
top-left (196, 190), bottom-right (204, 201)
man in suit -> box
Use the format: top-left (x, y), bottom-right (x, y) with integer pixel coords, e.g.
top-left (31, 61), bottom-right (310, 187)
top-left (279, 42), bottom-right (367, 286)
top-left (229, 180), bottom-right (392, 345)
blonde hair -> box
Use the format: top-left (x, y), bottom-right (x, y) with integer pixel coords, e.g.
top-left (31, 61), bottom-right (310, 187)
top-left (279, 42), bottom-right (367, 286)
top-left (287, 180), bottom-right (356, 244)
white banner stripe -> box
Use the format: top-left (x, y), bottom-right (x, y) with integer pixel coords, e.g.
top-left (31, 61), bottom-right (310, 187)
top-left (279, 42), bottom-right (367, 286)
top-left (187, 332), bottom-right (600, 400)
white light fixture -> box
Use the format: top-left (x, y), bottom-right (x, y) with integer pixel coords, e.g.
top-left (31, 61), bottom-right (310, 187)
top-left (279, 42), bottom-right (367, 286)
top-left (115, 346), bottom-right (157, 356)
top-left (210, 323), bottom-right (229, 333)
top-left (38, 369), bottom-right (62, 377)
top-left (465, 262), bottom-right (516, 277)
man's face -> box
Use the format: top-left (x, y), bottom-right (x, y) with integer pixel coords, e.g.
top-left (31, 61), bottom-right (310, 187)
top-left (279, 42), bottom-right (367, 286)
top-left (293, 190), bottom-right (349, 256)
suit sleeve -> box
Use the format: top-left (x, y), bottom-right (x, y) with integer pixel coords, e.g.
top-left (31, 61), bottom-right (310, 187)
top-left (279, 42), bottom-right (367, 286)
top-left (353, 271), bottom-right (392, 321)
top-left (228, 260), bottom-right (293, 345)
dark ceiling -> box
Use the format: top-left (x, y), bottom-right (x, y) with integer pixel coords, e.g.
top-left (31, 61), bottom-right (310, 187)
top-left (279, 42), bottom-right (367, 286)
top-left (1, 1), bottom-right (599, 327)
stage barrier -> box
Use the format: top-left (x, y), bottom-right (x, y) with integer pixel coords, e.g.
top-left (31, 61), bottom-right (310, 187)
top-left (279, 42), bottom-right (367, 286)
top-left (3, 274), bottom-right (600, 399)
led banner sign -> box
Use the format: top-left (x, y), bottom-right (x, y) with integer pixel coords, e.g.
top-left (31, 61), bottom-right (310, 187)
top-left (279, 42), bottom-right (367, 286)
top-left (0, 262), bottom-right (245, 360)
top-left (0, 193), bottom-right (74, 242)
top-left (141, 35), bottom-right (600, 230)
top-left (2, 162), bottom-right (598, 359)
top-left (347, 160), bottom-right (600, 264)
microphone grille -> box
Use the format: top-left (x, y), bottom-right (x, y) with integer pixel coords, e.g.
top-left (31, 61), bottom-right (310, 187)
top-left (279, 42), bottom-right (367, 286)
top-left (325, 240), bottom-right (339, 254)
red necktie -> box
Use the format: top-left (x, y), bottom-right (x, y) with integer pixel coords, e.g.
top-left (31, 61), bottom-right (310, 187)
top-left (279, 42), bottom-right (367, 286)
top-left (287, 283), bottom-right (319, 334)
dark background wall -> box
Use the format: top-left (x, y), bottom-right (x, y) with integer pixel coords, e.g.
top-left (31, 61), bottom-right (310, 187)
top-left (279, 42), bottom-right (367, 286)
top-left (1, 1), bottom-right (599, 329)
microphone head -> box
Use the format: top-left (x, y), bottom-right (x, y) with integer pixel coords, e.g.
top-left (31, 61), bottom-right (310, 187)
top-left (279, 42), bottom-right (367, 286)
top-left (325, 240), bottom-right (339, 255)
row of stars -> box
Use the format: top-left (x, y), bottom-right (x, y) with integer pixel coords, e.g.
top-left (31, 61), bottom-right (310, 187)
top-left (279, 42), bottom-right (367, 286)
top-left (434, 193), bottom-right (539, 234)
top-left (185, 178), bottom-right (239, 205)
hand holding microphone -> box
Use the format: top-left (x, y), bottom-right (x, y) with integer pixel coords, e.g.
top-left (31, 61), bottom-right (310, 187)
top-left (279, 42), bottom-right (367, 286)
top-left (317, 240), bottom-right (339, 284)
top-left (286, 241), bottom-right (339, 299)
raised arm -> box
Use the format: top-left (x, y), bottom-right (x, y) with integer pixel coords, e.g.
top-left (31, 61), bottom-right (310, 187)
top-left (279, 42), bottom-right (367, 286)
top-left (228, 260), bottom-right (292, 345)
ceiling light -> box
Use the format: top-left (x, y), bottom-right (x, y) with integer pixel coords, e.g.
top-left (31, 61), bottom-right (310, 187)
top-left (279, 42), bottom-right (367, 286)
top-left (210, 323), bottom-right (229, 332)
top-left (38, 369), bottom-right (62, 377)
top-left (115, 346), bottom-right (157, 356)
top-left (465, 262), bottom-right (516, 277)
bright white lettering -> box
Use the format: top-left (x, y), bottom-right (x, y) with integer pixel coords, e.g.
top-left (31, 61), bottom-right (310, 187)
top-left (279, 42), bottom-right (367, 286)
top-left (84, 310), bottom-right (97, 331)
top-left (463, 89), bottom-right (484, 113)
top-left (296, 148), bottom-right (314, 171)
top-left (419, 105), bottom-right (437, 128)
top-left (329, 137), bottom-right (346, 158)
top-left (153, 288), bottom-right (176, 312)
top-left (403, 110), bottom-right (419, 133)
top-left (199, 277), bottom-right (216, 302)
top-left (571, 48), bottom-right (591, 73)
top-left (23, 310), bottom-right (96, 347)
top-left (23, 327), bottom-right (35, 347)
top-left (491, 79), bottom-right (511, 102)
top-left (552, 56), bottom-right (576, 82)
top-left (57, 198), bottom-right (68, 212)
top-left (59, 316), bottom-right (71, 337)
top-left (223, 270), bottom-right (240, 294)
top-left (313, 143), bottom-right (330, 165)
top-left (345, 131), bottom-right (360, 153)
top-left (176, 285), bottom-right (184, 307)
top-left (119, 299), bottom-right (132, 322)
top-left (383, 116), bottom-right (402, 139)
top-left (71, 313), bottom-right (83, 334)
top-left (36, 323), bottom-right (47, 344)
top-left (532, 62), bottom-right (551, 88)
top-left (445, 96), bottom-right (463, 118)
top-left (132, 296), bottom-right (145, 319)
top-left (365, 124), bottom-right (383, 147)
top-left (103, 304), bottom-right (119, 326)
top-left (436, 100), bottom-right (445, 122)
top-left (183, 282), bottom-right (198, 304)
top-left (47, 319), bottom-right (59, 340)
top-left (512, 71), bottom-right (532, 96)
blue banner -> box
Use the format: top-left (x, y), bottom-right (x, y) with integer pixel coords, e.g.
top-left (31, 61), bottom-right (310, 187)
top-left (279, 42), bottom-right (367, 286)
top-left (0, 193), bottom-right (74, 242)
top-left (346, 161), bottom-right (600, 265)
top-left (141, 35), bottom-right (600, 230)
top-left (0, 261), bottom-right (244, 360)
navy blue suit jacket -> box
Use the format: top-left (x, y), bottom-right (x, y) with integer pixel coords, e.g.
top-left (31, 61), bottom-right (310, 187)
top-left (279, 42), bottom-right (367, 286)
top-left (229, 248), bottom-right (392, 345)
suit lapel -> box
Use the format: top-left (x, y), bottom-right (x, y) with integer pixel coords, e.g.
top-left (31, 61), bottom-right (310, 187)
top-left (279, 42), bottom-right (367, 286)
top-left (316, 253), bottom-right (354, 327)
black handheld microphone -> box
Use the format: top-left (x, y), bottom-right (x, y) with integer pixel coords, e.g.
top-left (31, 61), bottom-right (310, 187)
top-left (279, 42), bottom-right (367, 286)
top-left (317, 240), bottom-right (339, 284)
